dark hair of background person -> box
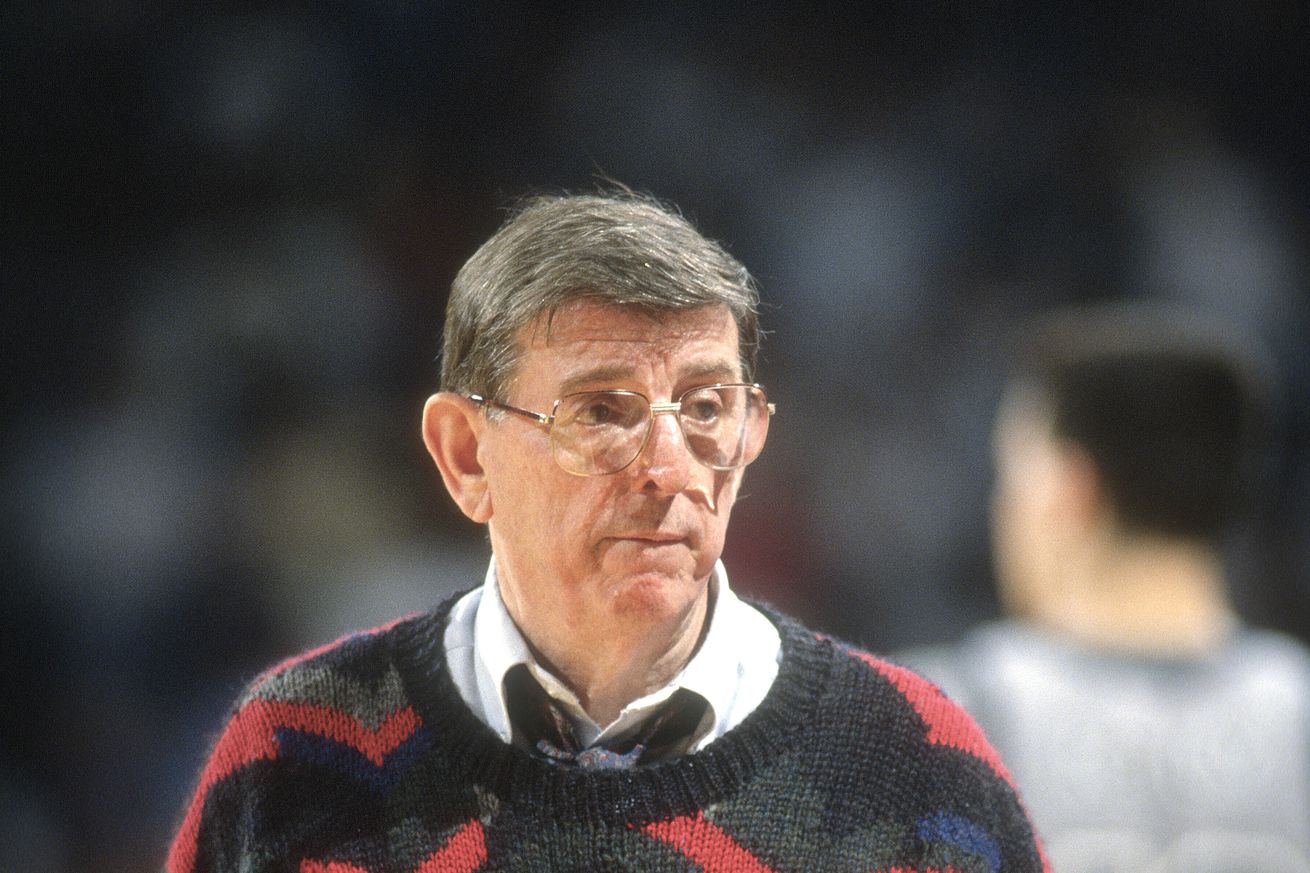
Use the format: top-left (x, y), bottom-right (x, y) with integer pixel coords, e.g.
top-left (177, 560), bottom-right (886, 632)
top-left (1006, 304), bottom-right (1277, 546)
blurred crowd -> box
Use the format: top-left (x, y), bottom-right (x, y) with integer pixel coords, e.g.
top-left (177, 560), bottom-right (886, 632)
top-left (5, 3), bottom-right (1308, 869)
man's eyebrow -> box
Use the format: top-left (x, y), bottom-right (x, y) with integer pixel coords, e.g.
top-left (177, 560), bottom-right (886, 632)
top-left (557, 365), bottom-right (636, 394)
top-left (679, 361), bottom-right (742, 384)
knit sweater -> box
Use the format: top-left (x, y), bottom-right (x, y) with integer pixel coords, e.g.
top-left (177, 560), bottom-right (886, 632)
top-left (167, 596), bottom-right (1050, 872)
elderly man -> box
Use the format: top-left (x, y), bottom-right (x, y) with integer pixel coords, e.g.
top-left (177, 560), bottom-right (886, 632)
top-left (168, 192), bottom-right (1047, 872)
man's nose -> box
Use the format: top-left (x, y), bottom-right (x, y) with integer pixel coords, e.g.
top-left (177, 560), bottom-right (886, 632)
top-left (629, 407), bottom-right (694, 493)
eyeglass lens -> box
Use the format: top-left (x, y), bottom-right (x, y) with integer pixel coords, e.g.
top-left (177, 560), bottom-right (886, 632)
top-left (550, 385), bottom-right (769, 476)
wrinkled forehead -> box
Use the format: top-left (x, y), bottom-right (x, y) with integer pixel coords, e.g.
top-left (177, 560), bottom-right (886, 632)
top-left (511, 300), bottom-right (742, 390)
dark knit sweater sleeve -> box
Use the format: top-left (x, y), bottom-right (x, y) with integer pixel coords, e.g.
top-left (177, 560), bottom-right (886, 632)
top-left (166, 600), bottom-right (1049, 872)
top-left (164, 616), bottom-right (438, 873)
top-left (800, 637), bottom-right (1051, 872)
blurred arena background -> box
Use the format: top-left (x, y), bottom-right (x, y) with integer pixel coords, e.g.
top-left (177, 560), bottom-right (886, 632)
top-left (4, 3), bottom-right (1308, 868)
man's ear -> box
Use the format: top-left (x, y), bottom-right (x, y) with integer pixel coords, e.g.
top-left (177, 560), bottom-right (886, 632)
top-left (422, 392), bottom-right (493, 524)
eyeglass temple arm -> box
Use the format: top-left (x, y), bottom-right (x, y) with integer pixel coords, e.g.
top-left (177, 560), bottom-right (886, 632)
top-left (467, 394), bottom-right (553, 427)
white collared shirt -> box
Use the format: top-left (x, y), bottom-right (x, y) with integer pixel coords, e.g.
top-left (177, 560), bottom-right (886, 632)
top-left (443, 558), bottom-right (781, 753)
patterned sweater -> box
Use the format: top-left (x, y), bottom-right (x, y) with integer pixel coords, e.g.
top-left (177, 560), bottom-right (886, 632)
top-left (167, 596), bottom-right (1049, 872)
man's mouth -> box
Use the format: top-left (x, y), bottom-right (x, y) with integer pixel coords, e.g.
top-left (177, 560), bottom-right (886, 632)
top-left (614, 531), bottom-right (687, 544)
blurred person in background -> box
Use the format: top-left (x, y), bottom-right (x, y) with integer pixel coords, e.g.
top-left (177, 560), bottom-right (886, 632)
top-left (165, 190), bottom-right (1049, 872)
top-left (902, 303), bottom-right (1310, 873)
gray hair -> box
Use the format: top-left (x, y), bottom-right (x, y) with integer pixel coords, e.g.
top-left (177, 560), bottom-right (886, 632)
top-left (440, 191), bottom-right (761, 399)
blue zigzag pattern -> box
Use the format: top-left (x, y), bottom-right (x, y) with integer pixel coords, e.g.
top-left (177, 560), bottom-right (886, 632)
top-left (275, 726), bottom-right (431, 794)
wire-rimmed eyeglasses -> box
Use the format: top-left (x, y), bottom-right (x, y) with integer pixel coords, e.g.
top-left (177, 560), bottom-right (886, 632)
top-left (469, 383), bottom-right (776, 477)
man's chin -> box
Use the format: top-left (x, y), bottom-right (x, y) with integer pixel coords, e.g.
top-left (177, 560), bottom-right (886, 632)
top-left (605, 569), bottom-right (705, 620)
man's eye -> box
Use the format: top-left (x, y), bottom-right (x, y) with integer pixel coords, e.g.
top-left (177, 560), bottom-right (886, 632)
top-left (577, 397), bottom-right (628, 425)
top-left (685, 399), bottom-right (722, 422)
top-left (581, 403), bottom-right (613, 423)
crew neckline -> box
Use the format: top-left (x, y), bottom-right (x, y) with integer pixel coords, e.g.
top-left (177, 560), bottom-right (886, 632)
top-left (393, 593), bottom-right (834, 826)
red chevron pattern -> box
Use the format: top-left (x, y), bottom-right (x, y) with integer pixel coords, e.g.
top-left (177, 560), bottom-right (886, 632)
top-left (642, 812), bottom-right (777, 872)
top-left (415, 820), bottom-right (488, 872)
top-left (167, 699), bottom-right (422, 873)
top-left (847, 648), bottom-right (1016, 790)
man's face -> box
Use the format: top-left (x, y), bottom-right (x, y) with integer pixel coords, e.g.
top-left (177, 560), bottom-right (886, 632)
top-left (478, 299), bottom-right (747, 644)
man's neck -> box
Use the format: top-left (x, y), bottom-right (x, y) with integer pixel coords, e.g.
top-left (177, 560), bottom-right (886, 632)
top-left (1034, 535), bottom-right (1237, 658)
top-left (515, 585), bottom-right (714, 727)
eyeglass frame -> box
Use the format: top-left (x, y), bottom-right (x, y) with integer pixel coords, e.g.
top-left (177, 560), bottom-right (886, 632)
top-left (467, 382), bottom-right (776, 476)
